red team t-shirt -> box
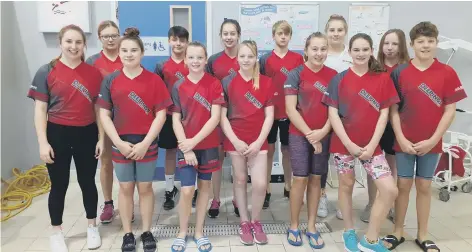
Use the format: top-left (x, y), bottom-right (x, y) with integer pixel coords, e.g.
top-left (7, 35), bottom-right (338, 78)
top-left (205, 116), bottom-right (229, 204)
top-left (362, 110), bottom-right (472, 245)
top-left (221, 72), bottom-right (274, 151)
top-left (27, 61), bottom-right (103, 126)
top-left (154, 58), bottom-right (189, 113)
top-left (171, 73), bottom-right (225, 150)
top-left (86, 51), bottom-right (123, 77)
top-left (391, 59), bottom-right (467, 153)
top-left (259, 50), bottom-right (304, 119)
top-left (206, 51), bottom-right (240, 80)
top-left (323, 69), bottom-right (400, 155)
top-left (284, 64), bottom-right (338, 135)
top-left (384, 64), bottom-right (398, 74)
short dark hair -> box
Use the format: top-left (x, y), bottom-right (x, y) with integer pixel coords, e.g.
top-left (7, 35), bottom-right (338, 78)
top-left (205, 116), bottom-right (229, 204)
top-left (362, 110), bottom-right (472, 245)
top-left (168, 26), bottom-right (189, 41)
top-left (409, 21), bottom-right (439, 42)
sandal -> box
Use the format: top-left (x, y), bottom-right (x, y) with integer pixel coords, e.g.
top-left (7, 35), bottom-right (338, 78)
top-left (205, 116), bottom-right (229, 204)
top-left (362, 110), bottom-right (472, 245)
top-left (286, 229), bottom-right (302, 246)
top-left (415, 239), bottom-right (440, 252)
top-left (194, 236), bottom-right (213, 252)
top-left (382, 235), bottom-right (405, 250)
top-left (171, 237), bottom-right (187, 252)
top-left (306, 231), bottom-right (324, 249)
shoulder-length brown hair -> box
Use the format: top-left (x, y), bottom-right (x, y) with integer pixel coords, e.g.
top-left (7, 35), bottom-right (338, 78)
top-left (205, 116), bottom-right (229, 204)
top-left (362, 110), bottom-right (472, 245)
top-left (377, 29), bottom-right (410, 65)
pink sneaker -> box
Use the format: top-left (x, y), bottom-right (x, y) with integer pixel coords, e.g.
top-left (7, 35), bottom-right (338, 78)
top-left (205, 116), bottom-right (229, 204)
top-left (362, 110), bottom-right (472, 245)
top-left (100, 204), bottom-right (115, 224)
top-left (252, 221), bottom-right (268, 244)
top-left (207, 199), bottom-right (220, 218)
top-left (239, 221), bottom-right (254, 245)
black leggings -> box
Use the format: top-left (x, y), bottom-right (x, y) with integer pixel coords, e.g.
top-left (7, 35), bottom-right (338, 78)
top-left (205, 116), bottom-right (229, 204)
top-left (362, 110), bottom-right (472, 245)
top-left (46, 122), bottom-right (99, 226)
top-left (321, 173), bottom-right (327, 189)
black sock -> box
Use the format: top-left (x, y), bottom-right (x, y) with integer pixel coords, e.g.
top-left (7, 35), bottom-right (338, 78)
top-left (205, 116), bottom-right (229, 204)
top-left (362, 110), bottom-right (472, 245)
top-left (105, 200), bottom-right (114, 205)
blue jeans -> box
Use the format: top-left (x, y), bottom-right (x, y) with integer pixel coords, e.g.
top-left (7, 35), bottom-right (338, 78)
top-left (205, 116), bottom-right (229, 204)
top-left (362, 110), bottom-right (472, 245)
top-left (396, 152), bottom-right (440, 180)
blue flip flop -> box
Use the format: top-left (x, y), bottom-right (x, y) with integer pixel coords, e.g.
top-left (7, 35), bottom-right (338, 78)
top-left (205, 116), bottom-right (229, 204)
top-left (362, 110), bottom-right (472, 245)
top-left (306, 231), bottom-right (324, 249)
top-left (171, 237), bottom-right (187, 252)
top-left (287, 229), bottom-right (303, 246)
top-left (194, 236), bottom-right (213, 252)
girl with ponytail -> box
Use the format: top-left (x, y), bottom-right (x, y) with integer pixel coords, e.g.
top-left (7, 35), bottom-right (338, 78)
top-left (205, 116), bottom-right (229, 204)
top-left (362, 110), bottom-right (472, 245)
top-left (322, 33), bottom-right (399, 251)
top-left (220, 40), bottom-right (274, 245)
top-left (27, 24), bottom-right (103, 251)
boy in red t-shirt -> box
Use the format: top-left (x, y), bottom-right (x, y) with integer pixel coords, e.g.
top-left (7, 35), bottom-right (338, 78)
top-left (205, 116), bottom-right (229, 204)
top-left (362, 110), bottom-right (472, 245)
top-left (259, 20), bottom-right (304, 208)
top-left (383, 22), bottom-right (467, 252)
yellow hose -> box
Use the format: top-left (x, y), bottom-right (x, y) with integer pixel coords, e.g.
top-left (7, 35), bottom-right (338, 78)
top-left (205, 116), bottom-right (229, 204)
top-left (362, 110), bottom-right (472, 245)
top-left (1, 165), bottom-right (51, 222)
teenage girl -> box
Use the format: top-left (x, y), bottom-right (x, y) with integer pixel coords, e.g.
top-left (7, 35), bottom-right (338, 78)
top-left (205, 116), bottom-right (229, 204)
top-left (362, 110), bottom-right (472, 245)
top-left (284, 32), bottom-right (337, 248)
top-left (323, 33), bottom-right (399, 252)
top-left (259, 20), bottom-right (304, 208)
top-left (204, 18), bottom-right (241, 218)
top-left (97, 27), bottom-right (171, 251)
top-left (28, 24), bottom-right (103, 252)
top-left (361, 29), bottom-right (410, 223)
top-left (221, 40), bottom-right (274, 245)
top-left (86, 20), bottom-right (123, 224)
top-left (154, 26), bottom-right (190, 211)
top-left (170, 41), bottom-right (224, 252)
top-left (318, 14), bottom-right (352, 219)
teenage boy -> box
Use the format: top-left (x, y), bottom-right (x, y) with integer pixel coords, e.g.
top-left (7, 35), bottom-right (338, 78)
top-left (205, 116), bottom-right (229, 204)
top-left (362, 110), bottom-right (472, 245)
top-left (154, 26), bottom-right (190, 210)
top-left (384, 21), bottom-right (467, 252)
top-left (259, 20), bottom-right (304, 208)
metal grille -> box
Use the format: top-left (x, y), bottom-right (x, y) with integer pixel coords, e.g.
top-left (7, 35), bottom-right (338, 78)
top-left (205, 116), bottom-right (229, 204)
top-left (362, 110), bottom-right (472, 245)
top-left (151, 222), bottom-right (331, 238)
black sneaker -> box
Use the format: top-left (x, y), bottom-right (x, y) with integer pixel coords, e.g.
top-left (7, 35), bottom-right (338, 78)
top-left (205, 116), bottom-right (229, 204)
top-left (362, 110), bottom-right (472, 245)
top-left (207, 199), bottom-right (220, 218)
top-left (121, 232), bottom-right (136, 252)
top-left (163, 186), bottom-right (178, 210)
top-left (141, 231), bottom-right (157, 251)
top-left (262, 192), bottom-right (271, 209)
top-left (232, 199), bottom-right (240, 217)
top-left (284, 187), bottom-right (290, 198)
top-left (192, 189), bottom-right (198, 208)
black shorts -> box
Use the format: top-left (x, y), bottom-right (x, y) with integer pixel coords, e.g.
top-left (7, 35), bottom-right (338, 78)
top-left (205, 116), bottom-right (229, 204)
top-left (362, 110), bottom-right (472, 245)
top-left (267, 119), bottom-right (290, 146)
top-left (158, 115), bottom-right (178, 149)
top-left (380, 122), bottom-right (395, 155)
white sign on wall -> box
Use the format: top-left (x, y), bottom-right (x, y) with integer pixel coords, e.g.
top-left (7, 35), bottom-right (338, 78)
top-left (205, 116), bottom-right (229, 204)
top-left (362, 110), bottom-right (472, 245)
top-left (37, 1), bottom-right (91, 33)
top-left (140, 37), bottom-right (170, 57)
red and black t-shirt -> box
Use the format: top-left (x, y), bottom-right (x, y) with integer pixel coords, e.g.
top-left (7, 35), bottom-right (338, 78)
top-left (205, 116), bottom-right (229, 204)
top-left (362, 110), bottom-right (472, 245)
top-left (322, 69), bottom-right (400, 155)
top-left (171, 73), bottom-right (225, 150)
top-left (205, 51), bottom-right (240, 80)
top-left (284, 64), bottom-right (338, 136)
top-left (154, 57), bottom-right (188, 95)
top-left (392, 59), bottom-right (467, 153)
top-left (96, 68), bottom-right (172, 136)
top-left (86, 51), bottom-right (123, 77)
top-left (27, 61), bottom-right (103, 126)
top-left (221, 72), bottom-right (274, 151)
top-left (384, 64), bottom-right (398, 74)
top-left (260, 50), bottom-right (304, 119)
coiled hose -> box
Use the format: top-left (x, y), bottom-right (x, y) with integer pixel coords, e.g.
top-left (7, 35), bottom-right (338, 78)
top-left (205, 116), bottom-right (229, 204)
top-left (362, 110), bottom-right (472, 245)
top-left (1, 165), bottom-right (51, 222)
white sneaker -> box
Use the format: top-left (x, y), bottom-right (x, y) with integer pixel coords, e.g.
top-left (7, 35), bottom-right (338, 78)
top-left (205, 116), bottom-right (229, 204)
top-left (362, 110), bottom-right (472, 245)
top-left (336, 208), bottom-right (343, 220)
top-left (87, 224), bottom-right (101, 250)
top-left (317, 193), bottom-right (329, 218)
top-left (50, 231), bottom-right (68, 252)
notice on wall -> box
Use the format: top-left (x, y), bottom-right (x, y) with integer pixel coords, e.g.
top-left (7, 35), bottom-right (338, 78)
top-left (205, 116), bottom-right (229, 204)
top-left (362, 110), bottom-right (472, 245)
top-left (38, 1), bottom-right (91, 33)
top-left (348, 4), bottom-right (390, 56)
top-left (140, 37), bottom-right (170, 57)
top-left (239, 3), bottom-right (319, 55)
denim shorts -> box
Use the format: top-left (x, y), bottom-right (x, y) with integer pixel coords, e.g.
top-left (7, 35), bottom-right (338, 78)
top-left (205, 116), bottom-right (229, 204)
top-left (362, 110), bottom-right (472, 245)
top-left (395, 152), bottom-right (440, 180)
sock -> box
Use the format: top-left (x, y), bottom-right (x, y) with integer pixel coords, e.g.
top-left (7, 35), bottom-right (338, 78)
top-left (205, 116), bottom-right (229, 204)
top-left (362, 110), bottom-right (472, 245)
top-left (165, 175), bottom-right (174, 192)
top-left (365, 236), bottom-right (378, 244)
top-left (105, 200), bottom-right (114, 206)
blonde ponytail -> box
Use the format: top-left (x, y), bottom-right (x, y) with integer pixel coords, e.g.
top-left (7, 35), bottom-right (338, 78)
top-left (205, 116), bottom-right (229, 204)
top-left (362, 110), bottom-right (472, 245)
top-left (253, 61), bottom-right (260, 90)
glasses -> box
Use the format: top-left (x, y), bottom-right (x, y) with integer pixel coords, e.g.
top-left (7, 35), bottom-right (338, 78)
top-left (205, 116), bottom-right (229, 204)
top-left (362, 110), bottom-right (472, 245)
top-left (100, 34), bottom-right (120, 40)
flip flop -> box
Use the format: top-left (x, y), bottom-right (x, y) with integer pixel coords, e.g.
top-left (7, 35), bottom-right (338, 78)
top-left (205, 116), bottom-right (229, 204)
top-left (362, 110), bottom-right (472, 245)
top-left (194, 236), bottom-right (213, 252)
top-left (171, 237), bottom-right (187, 252)
top-left (306, 231), bottom-right (324, 249)
top-left (415, 239), bottom-right (440, 252)
top-left (382, 235), bottom-right (405, 250)
top-left (286, 229), bottom-right (302, 246)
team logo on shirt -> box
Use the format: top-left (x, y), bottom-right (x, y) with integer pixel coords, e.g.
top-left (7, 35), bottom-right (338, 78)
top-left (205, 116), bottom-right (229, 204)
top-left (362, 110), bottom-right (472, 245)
top-left (228, 68), bottom-right (236, 75)
top-left (418, 83), bottom-right (442, 107)
top-left (128, 91), bottom-right (151, 114)
top-left (193, 92), bottom-right (212, 111)
top-left (359, 89), bottom-right (380, 111)
top-left (244, 91), bottom-right (263, 109)
top-left (175, 71), bottom-right (185, 80)
top-left (280, 67), bottom-right (289, 76)
top-left (314, 81), bottom-right (327, 94)
top-left (71, 80), bottom-right (92, 102)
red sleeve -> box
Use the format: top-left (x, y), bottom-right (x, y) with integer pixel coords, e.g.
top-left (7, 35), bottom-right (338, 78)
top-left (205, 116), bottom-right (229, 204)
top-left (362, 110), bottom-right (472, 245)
top-left (297, 53), bottom-right (305, 66)
top-left (443, 66), bottom-right (467, 105)
top-left (264, 78), bottom-right (275, 107)
top-left (92, 71), bottom-right (103, 103)
top-left (153, 77), bottom-right (173, 114)
top-left (380, 75), bottom-right (400, 109)
top-left (212, 79), bottom-right (225, 105)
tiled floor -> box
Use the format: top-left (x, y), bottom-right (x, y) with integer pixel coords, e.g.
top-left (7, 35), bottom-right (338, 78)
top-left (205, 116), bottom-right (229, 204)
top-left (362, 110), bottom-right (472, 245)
top-left (1, 166), bottom-right (472, 252)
